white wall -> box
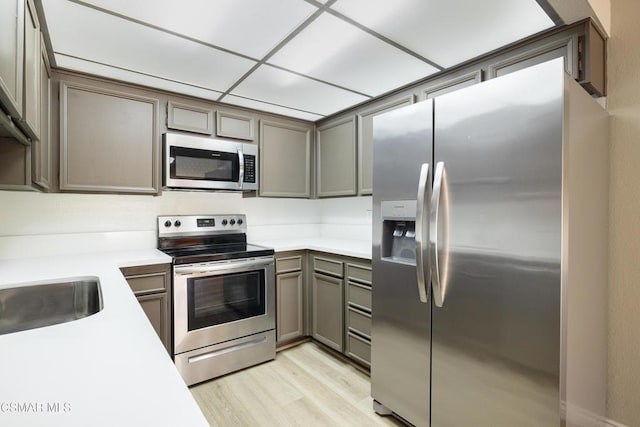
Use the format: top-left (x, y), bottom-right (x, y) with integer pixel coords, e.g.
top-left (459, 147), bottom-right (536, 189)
top-left (0, 190), bottom-right (372, 257)
top-left (606, 0), bottom-right (640, 425)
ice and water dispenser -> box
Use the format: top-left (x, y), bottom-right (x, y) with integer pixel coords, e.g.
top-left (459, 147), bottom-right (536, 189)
top-left (380, 200), bottom-right (417, 264)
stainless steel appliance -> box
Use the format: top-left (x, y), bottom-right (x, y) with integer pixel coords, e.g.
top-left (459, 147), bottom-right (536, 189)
top-left (371, 58), bottom-right (608, 427)
top-left (163, 132), bottom-right (258, 191)
top-left (158, 215), bottom-right (275, 386)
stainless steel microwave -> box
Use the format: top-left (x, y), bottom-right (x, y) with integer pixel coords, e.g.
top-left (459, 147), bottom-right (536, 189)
top-left (163, 133), bottom-right (258, 191)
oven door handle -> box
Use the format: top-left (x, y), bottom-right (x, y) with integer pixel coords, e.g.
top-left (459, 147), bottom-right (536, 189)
top-left (174, 257), bottom-right (273, 276)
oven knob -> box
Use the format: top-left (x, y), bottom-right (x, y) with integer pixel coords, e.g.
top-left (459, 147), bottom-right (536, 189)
top-left (237, 218), bottom-right (243, 225)
top-left (222, 219), bottom-right (228, 226)
top-left (230, 219), bottom-right (236, 226)
top-left (175, 220), bottom-right (181, 227)
top-left (164, 220), bottom-right (172, 228)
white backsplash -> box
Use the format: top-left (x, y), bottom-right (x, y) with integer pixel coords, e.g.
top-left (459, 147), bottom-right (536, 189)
top-left (0, 191), bottom-right (371, 258)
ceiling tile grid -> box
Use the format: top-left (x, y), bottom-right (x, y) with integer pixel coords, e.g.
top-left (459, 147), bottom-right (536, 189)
top-left (40, 0), bottom-right (556, 120)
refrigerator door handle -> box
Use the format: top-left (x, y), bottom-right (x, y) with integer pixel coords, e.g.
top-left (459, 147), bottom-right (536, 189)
top-left (430, 161), bottom-right (448, 308)
top-left (415, 163), bottom-right (430, 303)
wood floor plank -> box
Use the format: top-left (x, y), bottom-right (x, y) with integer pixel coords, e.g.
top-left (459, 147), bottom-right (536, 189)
top-left (190, 342), bottom-right (403, 427)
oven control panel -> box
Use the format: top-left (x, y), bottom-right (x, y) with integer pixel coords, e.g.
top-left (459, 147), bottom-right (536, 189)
top-left (158, 215), bottom-right (246, 236)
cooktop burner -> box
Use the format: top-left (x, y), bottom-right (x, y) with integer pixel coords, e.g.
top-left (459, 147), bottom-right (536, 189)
top-left (157, 214), bottom-right (273, 264)
top-left (164, 243), bottom-right (274, 265)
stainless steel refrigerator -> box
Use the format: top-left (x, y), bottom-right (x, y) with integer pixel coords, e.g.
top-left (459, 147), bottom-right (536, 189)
top-left (371, 58), bottom-right (608, 427)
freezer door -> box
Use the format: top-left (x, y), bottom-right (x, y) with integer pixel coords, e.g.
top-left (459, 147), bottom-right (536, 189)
top-left (430, 59), bottom-right (563, 426)
top-left (371, 100), bottom-right (433, 427)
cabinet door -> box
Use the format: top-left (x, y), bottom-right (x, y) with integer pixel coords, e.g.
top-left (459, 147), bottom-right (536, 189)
top-left (167, 100), bottom-right (214, 135)
top-left (422, 70), bottom-right (482, 99)
top-left (276, 271), bottom-right (304, 344)
top-left (317, 116), bottom-right (356, 198)
top-left (20, 0), bottom-right (40, 140)
top-left (0, 0), bottom-right (24, 118)
top-left (137, 292), bottom-right (171, 354)
top-left (60, 81), bottom-right (159, 194)
top-left (32, 36), bottom-right (50, 190)
top-left (312, 273), bottom-right (344, 352)
top-left (358, 96), bottom-right (414, 195)
top-left (488, 35), bottom-right (578, 80)
top-left (216, 110), bottom-right (255, 141)
top-left (259, 120), bottom-right (311, 198)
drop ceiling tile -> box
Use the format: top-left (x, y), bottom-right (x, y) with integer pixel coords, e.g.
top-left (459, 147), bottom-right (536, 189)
top-left (223, 95), bottom-right (324, 121)
top-left (331, 0), bottom-right (554, 68)
top-left (42, 0), bottom-right (256, 92)
top-left (55, 54), bottom-right (224, 100)
top-left (268, 13), bottom-right (438, 96)
top-left (231, 65), bottom-right (369, 116)
top-left (73, 0), bottom-right (317, 59)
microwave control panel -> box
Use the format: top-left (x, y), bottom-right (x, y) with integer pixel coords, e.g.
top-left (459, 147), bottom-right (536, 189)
top-left (244, 155), bottom-right (256, 183)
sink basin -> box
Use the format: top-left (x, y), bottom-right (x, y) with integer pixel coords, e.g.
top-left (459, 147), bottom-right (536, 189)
top-left (0, 278), bottom-right (103, 335)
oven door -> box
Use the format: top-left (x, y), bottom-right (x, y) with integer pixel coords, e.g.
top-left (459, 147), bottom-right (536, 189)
top-left (173, 256), bottom-right (275, 355)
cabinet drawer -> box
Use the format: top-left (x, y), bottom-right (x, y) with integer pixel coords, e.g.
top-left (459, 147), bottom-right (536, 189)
top-left (347, 332), bottom-right (371, 367)
top-left (347, 306), bottom-right (371, 338)
top-left (120, 264), bottom-right (170, 296)
top-left (276, 255), bottom-right (302, 274)
top-left (346, 263), bottom-right (371, 285)
top-left (313, 256), bottom-right (343, 278)
top-left (347, 281), bottom-right (371, 311)
top-left (124, 273), bottom-right (167, 295)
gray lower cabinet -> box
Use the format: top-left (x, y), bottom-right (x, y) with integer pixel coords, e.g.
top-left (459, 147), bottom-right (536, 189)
top-left (316, 116), bottom-right (357, 198)
top-left (120, 263), bottom-right (172, 354)
top-left (345, 262), bottom-right (372, 367)
top-left (358, 96), bottom-right (414, 195)
top-left (275, 253), bottom-right (305, 346)
top-left (276, 271), bottom-right (304, 344)
top-left (311, 254), bottom-right (345, 352)
top-left (259, 119), bottom-right (311, 198)
top-left (59, 81), bottom-right (159, 194)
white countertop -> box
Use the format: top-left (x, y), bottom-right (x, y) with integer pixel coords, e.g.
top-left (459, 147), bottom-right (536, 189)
top-left (0, 250), bottom-right (208, 427)
top-left (252, 237), bottom-right (372, 259)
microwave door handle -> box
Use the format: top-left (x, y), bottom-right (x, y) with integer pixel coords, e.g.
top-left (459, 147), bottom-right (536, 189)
top-left (238, 149), bottom-right (245, 190)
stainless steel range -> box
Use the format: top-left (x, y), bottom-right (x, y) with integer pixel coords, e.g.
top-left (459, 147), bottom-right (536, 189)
top-left (158, 215), bottom-right (275, 386)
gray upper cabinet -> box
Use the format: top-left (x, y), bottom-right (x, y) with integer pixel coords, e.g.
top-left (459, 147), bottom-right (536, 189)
top-left (259, 119), bottom-right (311, 198)
top-left (579, 20), bottom-right (607, 97)
top-left (20, 0), bottom-right (40, 141)
top-left (167, 100), bottom-right (214, 135)
top-left (0, 0), bottom-right (24, 120)
top-left (422, 70), bottom-right (482, 99)
top-left (0, 137), bottom-right (32, 189)
top-left (216, 110), bottom-right (255, 141)
top-left (316, 116), bottom-right (357, 198)
top-left (60, 81), bottom-right (160, 194)
top-left (489, 35), bottom-right (578, 80)
top-left (32, 35), bottom-right (50, 190)
top-left (358, 96), bottom-right (414, 195)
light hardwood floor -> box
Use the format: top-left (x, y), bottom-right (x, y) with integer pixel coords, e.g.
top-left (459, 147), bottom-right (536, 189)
top-left (190, 342), bottom-right (404, 427)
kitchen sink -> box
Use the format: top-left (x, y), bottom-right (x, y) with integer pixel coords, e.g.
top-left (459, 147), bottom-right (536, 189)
top-left (0, 278), bottom-right (103, 335)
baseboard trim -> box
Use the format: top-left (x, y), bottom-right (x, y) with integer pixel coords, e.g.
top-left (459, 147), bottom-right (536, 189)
top-left (604, 418), bottom-right (628, 427)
